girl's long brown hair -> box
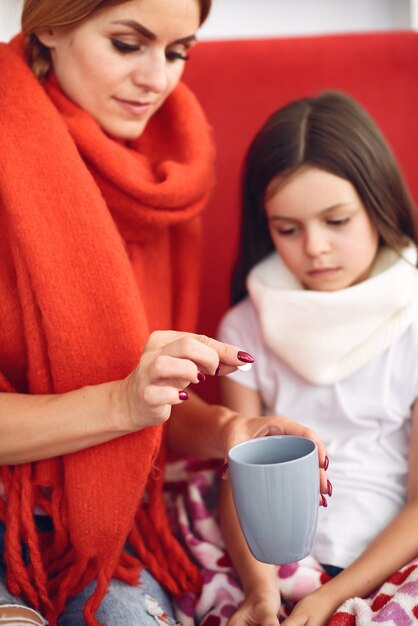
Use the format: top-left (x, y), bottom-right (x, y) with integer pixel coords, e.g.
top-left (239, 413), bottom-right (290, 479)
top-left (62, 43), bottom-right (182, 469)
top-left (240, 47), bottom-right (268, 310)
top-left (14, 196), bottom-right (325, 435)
top-left (232, 91), bottom-right (418, 303)
top-left (21, 0), bottom-right (211, 81)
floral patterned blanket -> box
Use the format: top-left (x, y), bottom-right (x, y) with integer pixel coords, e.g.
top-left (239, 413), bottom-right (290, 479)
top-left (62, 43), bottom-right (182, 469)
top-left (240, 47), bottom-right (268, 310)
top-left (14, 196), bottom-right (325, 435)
top-left (164, 458), bottom-right (418, 626)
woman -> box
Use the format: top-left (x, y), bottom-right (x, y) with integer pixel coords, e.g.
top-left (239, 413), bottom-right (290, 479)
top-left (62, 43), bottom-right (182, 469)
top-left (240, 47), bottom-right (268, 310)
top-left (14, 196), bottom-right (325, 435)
top-left (0, 1), bottom-right (328, 624)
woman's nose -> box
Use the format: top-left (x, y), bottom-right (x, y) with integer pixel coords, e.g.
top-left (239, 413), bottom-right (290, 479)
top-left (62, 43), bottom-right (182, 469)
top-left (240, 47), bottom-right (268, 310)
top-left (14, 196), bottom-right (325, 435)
top-left (132, 50), bottom-right (168, 93)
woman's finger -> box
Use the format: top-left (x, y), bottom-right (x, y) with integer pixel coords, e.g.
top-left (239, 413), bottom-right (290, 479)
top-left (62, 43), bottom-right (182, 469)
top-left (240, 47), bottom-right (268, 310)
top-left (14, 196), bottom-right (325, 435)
top-left (279, 417), bottom-right (329, 470)
top-left (156, 335), bottom-right (219, 374)
top-left (192, 334), bottom-right (255, 372)
top-left (146, 355), bottom-right (202, 386)
top-left (142, 384), bottom-right (190, 408)
top-left (224, 414), bottom-right (330, 497)
top-left (145, 330), bottom-right (254, 375)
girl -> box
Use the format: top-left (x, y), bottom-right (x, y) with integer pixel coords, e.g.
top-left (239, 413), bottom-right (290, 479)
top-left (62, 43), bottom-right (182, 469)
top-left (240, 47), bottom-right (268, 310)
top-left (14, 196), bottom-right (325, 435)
top-left (218, 91), bottom-right (418, 625)
top-left (0, 1), bottom-right (329, 625)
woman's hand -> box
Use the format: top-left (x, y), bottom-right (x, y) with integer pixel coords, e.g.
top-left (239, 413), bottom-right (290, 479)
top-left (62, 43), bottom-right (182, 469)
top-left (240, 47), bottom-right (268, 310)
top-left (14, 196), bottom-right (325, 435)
top-left (220, 412), bottom-right (330, 497)
top-left (120, 330), bottom-right (253, 431)
top-left (227, 588), bottom-right (281, 626)
top-left (219, 379), bottom-right (330, 501)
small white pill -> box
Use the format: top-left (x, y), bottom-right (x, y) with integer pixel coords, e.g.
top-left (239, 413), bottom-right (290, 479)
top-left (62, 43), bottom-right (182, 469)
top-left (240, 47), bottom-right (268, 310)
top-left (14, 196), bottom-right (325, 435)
top-left (237, 362), bottom-right (252, 372)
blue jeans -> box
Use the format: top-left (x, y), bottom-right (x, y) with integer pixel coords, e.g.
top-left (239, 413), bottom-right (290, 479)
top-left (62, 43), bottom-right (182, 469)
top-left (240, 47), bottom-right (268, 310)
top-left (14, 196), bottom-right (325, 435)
top-left (0, 521), bottom-right (178, 625)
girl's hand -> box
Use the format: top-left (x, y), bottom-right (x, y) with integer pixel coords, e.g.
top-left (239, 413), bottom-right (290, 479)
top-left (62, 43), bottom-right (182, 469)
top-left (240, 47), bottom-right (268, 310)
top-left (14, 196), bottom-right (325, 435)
top-left (227, 588), bottom-right (281, 626)
top-left (281, 588), bottom-right (339, 626)
top-left (221, 412), bottom-right (330, 497)
top-left (121, 330), bottom-right (252, 431)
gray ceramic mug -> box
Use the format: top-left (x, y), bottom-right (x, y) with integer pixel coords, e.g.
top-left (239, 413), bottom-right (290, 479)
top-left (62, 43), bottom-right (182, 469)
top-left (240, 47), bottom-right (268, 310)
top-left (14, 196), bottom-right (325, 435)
top-left (227, 435), bottom-right (319, 564)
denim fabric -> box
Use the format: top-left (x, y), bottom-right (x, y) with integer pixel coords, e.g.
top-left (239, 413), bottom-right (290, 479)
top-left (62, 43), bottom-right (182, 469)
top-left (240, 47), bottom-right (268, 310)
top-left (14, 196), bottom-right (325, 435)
top-left (0, 521), bottom-right (178, 625)
top-left (57, 570), bottom-right (178, 626)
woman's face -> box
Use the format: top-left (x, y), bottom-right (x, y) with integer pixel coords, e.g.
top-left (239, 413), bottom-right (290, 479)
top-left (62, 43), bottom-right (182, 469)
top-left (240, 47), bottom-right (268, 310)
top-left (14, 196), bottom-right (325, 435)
top-left (265, 166), bottom-right (380, 291)
top-left (37, 0), bottom-right (201, 139)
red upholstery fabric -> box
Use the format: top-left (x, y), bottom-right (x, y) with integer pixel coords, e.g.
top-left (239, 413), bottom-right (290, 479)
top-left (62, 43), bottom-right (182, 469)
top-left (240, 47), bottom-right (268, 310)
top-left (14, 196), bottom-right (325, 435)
top-left (184, 31), bottom-right (418, 402)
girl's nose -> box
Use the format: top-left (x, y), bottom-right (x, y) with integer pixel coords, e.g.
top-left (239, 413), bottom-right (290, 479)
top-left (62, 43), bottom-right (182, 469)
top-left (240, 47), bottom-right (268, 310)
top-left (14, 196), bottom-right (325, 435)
top-left (132, 50), bottom-right (168, 93)
top-left (304, 227), bottom-right (330, 257)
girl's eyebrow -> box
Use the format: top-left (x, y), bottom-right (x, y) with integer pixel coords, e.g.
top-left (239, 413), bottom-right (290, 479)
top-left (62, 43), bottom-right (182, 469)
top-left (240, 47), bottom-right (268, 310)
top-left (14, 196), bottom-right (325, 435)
top-left (110, 19), bottom-right (197, 45)
top-left (268, 202), bottom-right (355, 221)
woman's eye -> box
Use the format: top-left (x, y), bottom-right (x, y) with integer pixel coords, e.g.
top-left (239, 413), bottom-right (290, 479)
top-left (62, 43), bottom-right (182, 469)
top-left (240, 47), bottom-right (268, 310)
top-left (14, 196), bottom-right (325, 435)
top-left (111, 39), bottom-right (140, 54)
top-left (166, 50), bottom-right (190, 62)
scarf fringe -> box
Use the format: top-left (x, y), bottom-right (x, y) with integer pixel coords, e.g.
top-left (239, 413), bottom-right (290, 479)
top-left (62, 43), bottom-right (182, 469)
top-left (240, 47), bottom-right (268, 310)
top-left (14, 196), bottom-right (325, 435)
top-left (1, 469), bottom-right (202, 625)
top-left (129, 460), bottom-right (202, 598)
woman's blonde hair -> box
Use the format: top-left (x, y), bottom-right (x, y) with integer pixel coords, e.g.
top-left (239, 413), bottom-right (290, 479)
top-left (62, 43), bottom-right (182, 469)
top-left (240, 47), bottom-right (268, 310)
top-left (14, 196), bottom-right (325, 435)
top-left (22, 0), bottom-right (211, 81)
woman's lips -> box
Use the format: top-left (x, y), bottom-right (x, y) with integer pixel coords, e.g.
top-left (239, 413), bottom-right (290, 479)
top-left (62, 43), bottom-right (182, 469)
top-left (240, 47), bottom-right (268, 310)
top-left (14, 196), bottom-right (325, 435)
top-left (113, 97), bottom-right (153, 116)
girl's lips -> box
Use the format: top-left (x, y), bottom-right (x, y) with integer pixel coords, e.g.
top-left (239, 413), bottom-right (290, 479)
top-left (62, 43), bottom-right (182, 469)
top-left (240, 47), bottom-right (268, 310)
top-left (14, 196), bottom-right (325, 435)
top-left (307, 267), bottom-right (341, 278)
top-left (113, 97), bottom-right (153, 116)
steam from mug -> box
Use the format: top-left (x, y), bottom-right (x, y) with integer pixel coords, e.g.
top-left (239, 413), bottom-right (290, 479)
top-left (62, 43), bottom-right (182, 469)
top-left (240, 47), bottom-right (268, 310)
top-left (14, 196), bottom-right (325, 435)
top-left (228, 435), bottom-right (319, 564)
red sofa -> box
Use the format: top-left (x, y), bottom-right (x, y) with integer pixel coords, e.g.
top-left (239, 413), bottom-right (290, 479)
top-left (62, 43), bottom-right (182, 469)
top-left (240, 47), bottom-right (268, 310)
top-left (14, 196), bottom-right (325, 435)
top-left (183, 31), bottom-right (418, 402)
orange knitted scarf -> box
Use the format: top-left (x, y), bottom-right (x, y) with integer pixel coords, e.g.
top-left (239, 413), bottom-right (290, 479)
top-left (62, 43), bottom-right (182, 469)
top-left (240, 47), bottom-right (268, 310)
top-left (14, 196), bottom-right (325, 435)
top-left (0, 36), bottom-right (214, 625)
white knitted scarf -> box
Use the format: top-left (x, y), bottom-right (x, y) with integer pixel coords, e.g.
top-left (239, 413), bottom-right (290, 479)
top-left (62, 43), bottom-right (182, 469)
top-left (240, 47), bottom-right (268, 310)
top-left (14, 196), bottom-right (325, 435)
top-left (247, 245), bottom-right (418, 385)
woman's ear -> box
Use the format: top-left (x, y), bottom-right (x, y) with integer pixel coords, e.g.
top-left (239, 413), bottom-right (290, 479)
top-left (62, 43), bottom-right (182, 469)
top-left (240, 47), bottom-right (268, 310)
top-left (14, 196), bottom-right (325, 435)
top-left (35, 29), bottom-right (59, 49)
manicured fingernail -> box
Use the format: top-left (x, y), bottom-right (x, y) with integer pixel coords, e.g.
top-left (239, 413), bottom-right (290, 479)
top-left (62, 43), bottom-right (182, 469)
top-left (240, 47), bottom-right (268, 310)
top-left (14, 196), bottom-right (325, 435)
top-left (215, 363), bottom-right (221, 376)
top-left (323, 456), bottom-right (329, 471)
top-left (179, 391), bottom-right (189, 401)
top-left (197, 370), bottom-right (206, 383)
top-left (237, 351), bottom-right (255, 364)
top-left (327, 480), bottom-right (333, 497)
top-left (220, 462), bottom-right (229, 479)
top-left (321, 494), bottom-right (328, 508)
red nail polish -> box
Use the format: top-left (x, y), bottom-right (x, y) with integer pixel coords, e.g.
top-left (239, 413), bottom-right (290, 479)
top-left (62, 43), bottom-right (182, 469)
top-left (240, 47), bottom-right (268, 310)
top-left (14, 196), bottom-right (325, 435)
top-left (215, 364), bottom-right (221, 376)
top-left (323, 456), bottom-right (329, 471)
top-left (327, 480), bottom-right (333, 497)
top-left (220, 462), bottom-right (229, 479)
top-left (179, 391), bottom-right (189, 401)
top-left (321, 494), bottom-right (328, 508)
top-left (197, 370), bottom-right (206, 383)
top-left (237, 351), bottom-right (255, 364)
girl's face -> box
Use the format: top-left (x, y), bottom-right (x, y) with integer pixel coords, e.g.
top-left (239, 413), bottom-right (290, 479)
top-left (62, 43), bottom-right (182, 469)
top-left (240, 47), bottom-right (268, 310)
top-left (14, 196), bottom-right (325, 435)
top-left (265, 166), bottom-right (380, 291)
top-left (37, 0), bottom-right (200, 140)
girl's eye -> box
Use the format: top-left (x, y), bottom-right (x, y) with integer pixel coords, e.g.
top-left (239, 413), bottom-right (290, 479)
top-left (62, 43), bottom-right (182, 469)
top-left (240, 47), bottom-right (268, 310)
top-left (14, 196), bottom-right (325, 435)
top-left (278, 227), bottom-right (298, 236)
top-left (165, 50), bottom-right (190, 62)
top-left (328, 218), bottom-right (350, 227)
top-left (111, 39), bottom-right (140, 54)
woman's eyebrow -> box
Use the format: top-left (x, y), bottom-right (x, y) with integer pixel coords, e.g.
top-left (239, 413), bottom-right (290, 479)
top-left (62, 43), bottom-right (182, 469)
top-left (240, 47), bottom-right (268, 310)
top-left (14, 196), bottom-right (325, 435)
top-left (111, 19), bottom-right (156, 39)
top-left (110, 19), bottom-right (197, 45)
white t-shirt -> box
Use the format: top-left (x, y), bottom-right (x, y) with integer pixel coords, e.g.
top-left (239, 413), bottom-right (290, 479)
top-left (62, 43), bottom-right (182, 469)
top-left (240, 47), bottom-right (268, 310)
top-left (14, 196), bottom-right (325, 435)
top-left (219, 296), bottom-right (418, 568)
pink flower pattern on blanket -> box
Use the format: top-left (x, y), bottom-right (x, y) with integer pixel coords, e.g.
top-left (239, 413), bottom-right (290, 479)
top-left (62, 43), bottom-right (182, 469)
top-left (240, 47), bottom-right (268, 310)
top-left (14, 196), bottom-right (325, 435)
top-left (164, 458), bottom-right (418, 625)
